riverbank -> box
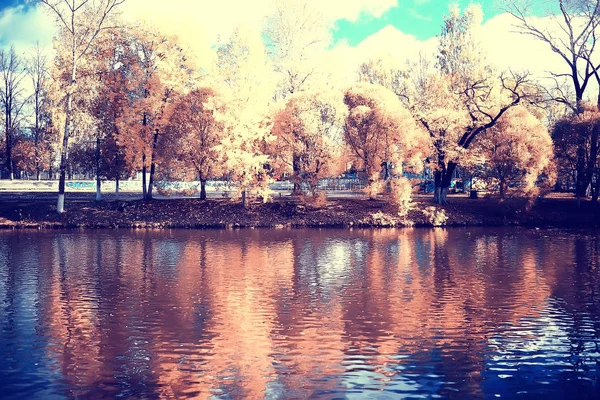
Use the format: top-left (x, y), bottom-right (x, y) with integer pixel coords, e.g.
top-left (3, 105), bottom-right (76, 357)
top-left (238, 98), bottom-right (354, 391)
top-left (1, 193), bottom-right (599, 229)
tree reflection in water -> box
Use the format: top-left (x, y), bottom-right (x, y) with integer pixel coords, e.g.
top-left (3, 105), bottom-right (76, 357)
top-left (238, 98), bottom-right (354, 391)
top-left (0, 228), bottom-right (598, 399)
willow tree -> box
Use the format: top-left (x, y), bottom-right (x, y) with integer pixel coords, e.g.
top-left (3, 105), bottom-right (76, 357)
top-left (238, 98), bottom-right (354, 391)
top-left (38, 0), bottom-right (126, 213)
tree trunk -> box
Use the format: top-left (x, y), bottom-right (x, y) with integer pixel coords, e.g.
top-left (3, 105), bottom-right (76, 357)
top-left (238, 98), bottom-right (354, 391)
top-left (142, 154), bottom-right (147, 199)
top-left (433, 162), bottom-right (456, 205)
top-left (292, 154), bottom-right (301, 194)
top-left (57, 47), bottom-right (77, 213)
top-left (57, 90), bottom-right (72, 213)
top-left (115, 175), bottom-right (120, 201)
top-left (575, 173), bottom-right (589, 208)
top-left (145, 129), bottom-right (159, 201)
top-left (241, 190), bottom-right (247, 208)
top-left (592, 174), bottom-right (599, 204)
top-left (95, 137), bottom-right (102, 202)
top-left (499, 178), bottom-right (507, 200)
top-left (200, 179), bottom-right (207, 200)
top-left (5, 125), bottom-right (13, 180)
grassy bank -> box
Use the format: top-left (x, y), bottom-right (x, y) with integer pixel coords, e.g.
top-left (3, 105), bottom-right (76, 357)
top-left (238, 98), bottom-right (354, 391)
top-left (1, 193), bottom-right (599, 230)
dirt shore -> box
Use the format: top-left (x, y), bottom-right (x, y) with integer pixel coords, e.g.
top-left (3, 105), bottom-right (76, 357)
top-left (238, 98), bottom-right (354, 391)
top-left (1, 193), bottom-right (599, 230)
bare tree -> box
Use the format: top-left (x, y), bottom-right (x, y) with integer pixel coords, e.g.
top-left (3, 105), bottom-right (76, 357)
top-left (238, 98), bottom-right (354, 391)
top-left (0, 46), bottom-right (27, 180)
top-left (27, 43), bottom-right (50, 181)
top-left (37, 0), bottom-right (126, 213)
top-left (504, 0), bottom-right (600, 110)
top-left (505, 0), bottom-right (600, 203)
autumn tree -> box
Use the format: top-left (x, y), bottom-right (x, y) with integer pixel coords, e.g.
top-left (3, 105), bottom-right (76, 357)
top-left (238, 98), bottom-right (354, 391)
top-left (13, 137), bottom-right (36, 178)
top-left (161, 88), bottom-right (225, 200)
top-left (38, 0), bottom-right (126, 212)
top-left (0, 46), bottom-right (27, 180)
top-left (90, 28), bottom-right (137, 200)
top-left (118, 26), bottom-right (191, 200)
top-left (471, 106), bottom-right (555, 199)
top-left (271, 90), bottom-right (348, 198)
top-left (214, 25), bottom-right (275, 206)
top-left (344, 83), bottom-right (429, 199)
top-left (401, 5), bottom-right (535, 204)
top-left (553, 104), bottom-right (600, 203)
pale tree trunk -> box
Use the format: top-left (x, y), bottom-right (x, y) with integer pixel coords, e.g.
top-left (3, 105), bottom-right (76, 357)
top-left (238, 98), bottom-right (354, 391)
top-left (57, 40), bottom-right (77, 213)
top-left (115, 175), bottom-right (120, 201)
top-left (95, 136), bottom-right (102, 201)
top-left (57, 88), bottom-right (73, 214)
top-left (96, 180), bottom-right (102, 201)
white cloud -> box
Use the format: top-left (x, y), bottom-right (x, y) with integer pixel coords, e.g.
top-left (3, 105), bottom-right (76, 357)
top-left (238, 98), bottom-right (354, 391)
top-left (478, 13), bottom-right (566, 78)
top-left (0, 5), bottom-right (55, 55)
top-left (317, 0), bottom-right (397, 22)
top-left (331, 12), bottom-right (583, 97)
top-left (120, 0), bottom-right (398, 66)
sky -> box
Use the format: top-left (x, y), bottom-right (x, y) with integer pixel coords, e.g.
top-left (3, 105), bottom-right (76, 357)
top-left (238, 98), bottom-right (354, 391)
top-left (333, 0), bottom-right (503, 45)
top-left (0, 0), bottom-right (571, 93)
top-left (0, 0), bottom-right (508, 47)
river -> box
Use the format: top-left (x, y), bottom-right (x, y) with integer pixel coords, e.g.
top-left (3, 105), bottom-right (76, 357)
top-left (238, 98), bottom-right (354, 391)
top-left (0, 228), bottom-right (599, 399)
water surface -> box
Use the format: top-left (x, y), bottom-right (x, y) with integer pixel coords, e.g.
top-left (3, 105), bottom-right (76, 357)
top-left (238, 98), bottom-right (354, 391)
top-left (0, 228), bottom-right (599, 399)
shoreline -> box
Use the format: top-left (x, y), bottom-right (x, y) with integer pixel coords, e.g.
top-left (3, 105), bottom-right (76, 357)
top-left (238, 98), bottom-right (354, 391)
top-left (1, 195), bottom-right (599, 230)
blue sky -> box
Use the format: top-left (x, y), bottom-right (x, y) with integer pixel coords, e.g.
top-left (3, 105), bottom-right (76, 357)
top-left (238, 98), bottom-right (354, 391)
top-left (337, 0), bottom-right (503, 45)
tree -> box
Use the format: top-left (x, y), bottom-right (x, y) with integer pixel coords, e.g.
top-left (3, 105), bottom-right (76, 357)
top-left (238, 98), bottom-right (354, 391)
top-left (553, 104), bottom-right (600, 203)
top-left (0, 46), bottom-right (27, 180)
top-left (271, 90), bottom-right (348, 198)
top-left (471, 106), bottom-right (555, 199)
top-left (26, 43), bottom-right (54, 181)
top-left (13, 137), bottom-right (36, 178)
top-left (38, 0), bottom-right (126, 213)
top-left (91, 27), bottom-right (137, 201)
top-left (504, 0), bottom-right (600, 110)
top-left (162, 88), bottom-right (225, 200)
top-left (214, 25), bottom-right (275, 206)
top-left (343, 83), bottom-right (429, 198)
top-left (264, 0), bottom-right (331, 99)
top-left (505, 1), bottom-right (600, 204)
top-left (118, 26), bottom-right (191, 201)
top-left (401, 5), bottom-right (535, 204)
